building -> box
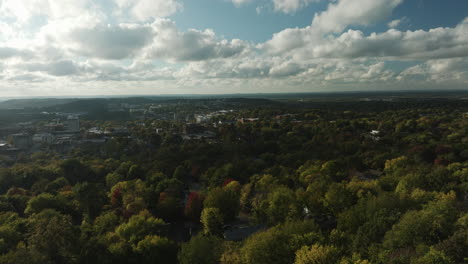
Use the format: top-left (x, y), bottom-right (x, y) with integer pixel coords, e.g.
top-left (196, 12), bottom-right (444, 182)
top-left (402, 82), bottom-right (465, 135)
top-left (275, 114), bottom-right (294, 120)
top-left (214, 120), bottom-right (237, 127)
top-left (32, 133), bottom-right (55, 144)
top-left (44, 119), bottom-right (64, 132)
top-left (0, 141), bottom-right (9, 151)
top-left (105, 127), bottom-right (129, 137)
top-left (9, 133), bottom-right (32, 149)
top-left (87, 127), bottom-right (105, 136)
top-left (369, 130), bottom-right (381, 141)
top-left (129, 108), bottom-right (145, 115)
top-left (195, 114), bottom-right (212, 123)
top-left (64, 116), bottom-right (80, 132)
top-left (238, 118), bottom-right (259, 124)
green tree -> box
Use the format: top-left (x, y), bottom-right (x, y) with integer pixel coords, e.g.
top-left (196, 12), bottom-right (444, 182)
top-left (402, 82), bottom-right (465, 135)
top-left (204, 187), bottom-right (240, 222)
top-left (59, 159), bottom-right (95, 183)
top-left (106, 172), bottom-right (123, 188)
top-left (133, 235), bottom-right (177, 264)
top-left (266, 186), bottom-right (300, 225)
top-left (0, 212), bottom-right (26, 254)
top-left (294, 244), bottom-right (340, 264)
top-left (241, 228), bottom-right (291, 264)
top-left (201, 207), bottom-right (224, 236)
top-left (178, 234), bottom-right (223, 264)
top-left (241, 221), bottom-right (319, 264)
top-left (412, 248), bottom-right (454, 264)
top-left (73, 182), bottom-right (107, 220)
top-left (323, 183), bottom-right (354, 214)
top-left (383, 192), bottom-right (458, 250)
top-left (24, 193), bottom-right (68, 215)
top-left (115, 211), bottom-right (167, 244)
top-left (27, 209), bottom-right (78, 264)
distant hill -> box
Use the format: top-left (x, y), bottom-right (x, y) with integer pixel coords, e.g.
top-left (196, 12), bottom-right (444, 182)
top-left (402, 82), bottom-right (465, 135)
top-left (44, 98), bottom-right (145, 111)
top-left (0, 97), bottom-right (157, 111)
top-left (0, 98), bottom-right (79, 110)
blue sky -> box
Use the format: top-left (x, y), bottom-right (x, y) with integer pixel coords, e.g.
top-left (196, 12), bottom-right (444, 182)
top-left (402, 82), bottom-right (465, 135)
top-left (175, 0), bottom-right (468, 42)
top-left (0, 0), bottom-right (467, 96)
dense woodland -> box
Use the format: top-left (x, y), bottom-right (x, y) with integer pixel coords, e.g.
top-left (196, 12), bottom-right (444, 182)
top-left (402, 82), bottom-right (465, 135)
top-left (0, 98), bottom-right (467, 264)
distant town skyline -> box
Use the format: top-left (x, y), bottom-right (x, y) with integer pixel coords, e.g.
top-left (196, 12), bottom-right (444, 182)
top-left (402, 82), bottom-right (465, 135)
top-left (0, 0), bottom-right (467, 96)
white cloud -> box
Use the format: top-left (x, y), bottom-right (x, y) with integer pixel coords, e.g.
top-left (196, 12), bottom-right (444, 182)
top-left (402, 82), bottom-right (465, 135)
top-left (116, 0), bottom-right (182, 21)
top-left (317, 19), bottom-right (468, 60)
top-left (265, 0), bottom-right (404, 54)
top-left (269, 60), bottom-right (305, 77)
top-left (67, 24), bottom-right (155, 60)
top-left (0, 46), bottom-right (33, 59)
top-left (19, 60), bottom-right (80, 76)
top-left (312, 0), bottom-right (403, 33)
top-left (229, 0), bottom-right (319, 13)
top-left (263, 26), bottom-right (315, 54)
top-left (8, 73), bottom-right (47, 82)
top-left (388, 19), bottom-right (401, 29)
top-left (398, 58), bottom-right (468, 83)
top-left (0, 0), bottom-right (96, 22)
top-left (266, 15), bottom-right (468, 62)
top-left (144, 19), bottom-right (249, 62)
top-left (273, 0), bottom-right (318, 14)
top-left (0, 0), bottom-right (467, 95)
top-left (388, 17), bottom-right (408, 29)
top-left (80, 59), bottom-right (176, 81)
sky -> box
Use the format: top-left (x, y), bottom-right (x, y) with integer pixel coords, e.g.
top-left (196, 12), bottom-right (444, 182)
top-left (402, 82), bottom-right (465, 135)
top-left (0, 0), bottom-right (467, 96)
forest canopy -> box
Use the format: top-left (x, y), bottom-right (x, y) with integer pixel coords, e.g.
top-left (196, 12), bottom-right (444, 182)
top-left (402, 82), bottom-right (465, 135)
top-left (0, 98), bottom-right (467, 264)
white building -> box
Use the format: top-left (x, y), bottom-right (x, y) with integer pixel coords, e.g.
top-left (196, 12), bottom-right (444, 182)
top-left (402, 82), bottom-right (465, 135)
top-left (195, 114), bottom-right (212, 123)
top-left (33, 133), bottom-right (55, 144)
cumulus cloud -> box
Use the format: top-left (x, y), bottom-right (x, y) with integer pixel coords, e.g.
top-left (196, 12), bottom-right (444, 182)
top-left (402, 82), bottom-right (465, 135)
top-left (116, 0), bottom-right (182, 21)
top-left (264, 28), bottom-right (308, 55)
top-left (8, 73), bottom-right (47, 82)
top-left (80, 60), bottom-right (176, 82)
top-left (314, 18), bottom-right (468, 60)
top-left (266, 13), bottom-right (468, 62)
top-left (229, 0), bottom-right (319, 13)
top-left (0, 47), bottom-right (33, 59)
top-left (388, 19), bottom-right (402, 29)
top-left (0, 0), bottom-right (467, 95)
top-left (68, 24), bottom-right (155, 60)
top-left (0, 0), bottom-right (96, 22)
top-left (176, 56), bottom-right (402, 87)
top-left (144, 19), bottom-right (249, 62)
top-left (388, 17), bottom-right (408, 29)
top-left (312, 0), bottom-right (403, 33)
top-left (19, 60), bottom-right (80, 76)
top-left (269, 60), bottom-right (305, 77)
top-left (177, 55), bottom-right (311, 80)
top-left (273, 0), bottom-right (318, 14)
top-left (37, 17), bottom-right (248, 62)
top-left (398, 57), bottom-right (468, 83)
top-left (265, 0), bottom-right (404, 54)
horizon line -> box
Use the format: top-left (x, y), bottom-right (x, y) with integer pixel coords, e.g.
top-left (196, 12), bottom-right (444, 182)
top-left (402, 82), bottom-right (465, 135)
top-left (1, 89), bottom-right (468, 101)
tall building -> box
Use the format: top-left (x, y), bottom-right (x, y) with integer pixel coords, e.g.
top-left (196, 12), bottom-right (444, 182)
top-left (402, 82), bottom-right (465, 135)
top-left (65, 116), bottom-right (80, 132)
